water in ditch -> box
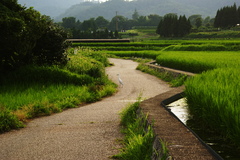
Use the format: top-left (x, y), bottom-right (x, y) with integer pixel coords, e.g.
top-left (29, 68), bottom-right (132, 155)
top-left (167, 98), bottom-right (240, 160)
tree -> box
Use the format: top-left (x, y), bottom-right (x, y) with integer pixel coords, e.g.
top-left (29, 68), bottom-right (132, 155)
top-left (156, 13), bottom-right (191, 37)
top-left (95, 16), bottom-right (109, 28)
top-left (156, 13), bottom-right (178, 37)
top-left (178, 15), bottom-right (191, 37)
top-left (137, 16), bottom-right (148, 26)
top-left (188, 14), bottom-right (202, 28)
top-left (132, 9), bottom-right (139, 21)
top-left (195, 17), bottom-right (203, 28)
top-left (109, 15), bottom-right (128, 31)
top-left (32, 16), bottom-right (70, 66)
top-left (238, 6), bottom-right (240, 24)
top-left (82, 18), bottom-right (97, 31)
top-left (214, 3), bottom-right (240, 28)
top-left (62, 17), bottom-right (76, 29)
top-left (0, 0), bottom-right (70, 71)
top-left (203, 16), bottom-right (213, 27)
top-left (0, 1), bottom-right (43, 69)
top-left (148, 14), bottom-right (162, 26)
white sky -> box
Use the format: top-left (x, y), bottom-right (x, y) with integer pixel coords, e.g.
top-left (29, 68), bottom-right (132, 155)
top-left (85, 0), bottom-right (133, 2)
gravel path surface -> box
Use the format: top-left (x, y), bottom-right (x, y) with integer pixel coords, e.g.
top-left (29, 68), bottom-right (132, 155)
top-left (0, 58), bottom-right (171, 160)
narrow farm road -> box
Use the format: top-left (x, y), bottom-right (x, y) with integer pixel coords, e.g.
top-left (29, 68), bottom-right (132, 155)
top-left (0, 58), bottom-right (171, 160)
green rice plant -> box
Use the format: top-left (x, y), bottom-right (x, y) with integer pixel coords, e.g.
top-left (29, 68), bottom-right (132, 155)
top-left (186, 30), bottom-right (240, 39)
top-left (156, 51), bottom-right (240, 73)
top-left (163, 44), bottom-right (227, 51)
top-left (72, 42), bottom-right (172, 48)
top-left (185, 68), bottom-right (240, 147)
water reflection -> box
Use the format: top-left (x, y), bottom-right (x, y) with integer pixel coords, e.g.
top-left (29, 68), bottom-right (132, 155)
top-left (166, 98), bottom-right (240, 160)
top-left (166, 98), bottom-right (189, 124)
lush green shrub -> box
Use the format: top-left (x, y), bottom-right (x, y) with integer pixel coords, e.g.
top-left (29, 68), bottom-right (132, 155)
top-left (32, 19), bottom-right (70, 66)
top-left (0, 107), bottom-right (23, 133)
top-left (72, 48), bottom-right (110, 67)
top-left (0, 1), bottom-right (70, 71)
top-left (65, 55), bottom-right (105, 78)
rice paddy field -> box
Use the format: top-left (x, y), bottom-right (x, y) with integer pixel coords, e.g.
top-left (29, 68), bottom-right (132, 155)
top-left (73, 37), bottom-right (240, 154)
top-left (1, 26), bottom-right (240, 157)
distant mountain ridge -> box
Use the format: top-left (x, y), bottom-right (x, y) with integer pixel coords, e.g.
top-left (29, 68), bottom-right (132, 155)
top-left (55, 0), bottom-right (240, 22)
top-left (18, 0), bottom-right (240, 21)
top-left (18, 0), bottom-right (84, 18)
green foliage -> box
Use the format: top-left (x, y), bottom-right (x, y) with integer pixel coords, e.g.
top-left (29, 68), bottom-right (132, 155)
top-left (0, 107), bottom-right (24, 133)
top-left (115, 101), bottom-right (155, 160)
top-left (0, 48), bottom-right (116, 132)
top-left (156, 51), bottom-right (240, 73)
top-left (65, 52), bottom-right (105, 78)
top-left (163, 44), bottom-right (227, 51)
top-left (156, 13), bottom-right (191, 37)
top-left (0, 1), bottom-right (70, 71)
top-left (106, 50), bottom-right (161, 59)
top-left (186, 30), bottom-right (240, 39)
top-left (32, 19), bottom-right (70, 66)
top-left (137, 63), bottom-right (187, 87)
top-left (185, 68), bottom-right (240, 147)
top-left (1, 65), bottom-right (94, 86)
top-left (120, 101), bottom-right (141, 127)
top-left (214, 3), bottom-right (240, 28)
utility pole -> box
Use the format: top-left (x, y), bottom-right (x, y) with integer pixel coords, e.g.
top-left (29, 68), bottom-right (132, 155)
top-left (116, 11), bottom-right (118, 32)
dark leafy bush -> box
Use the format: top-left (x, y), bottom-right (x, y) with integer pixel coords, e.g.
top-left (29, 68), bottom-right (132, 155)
top-left (32, 20), bottom-right (70, 66)
top-left (0, 1), bottom-right (70, 71)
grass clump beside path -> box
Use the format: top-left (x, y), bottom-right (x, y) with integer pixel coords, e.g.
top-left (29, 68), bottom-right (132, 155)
top-left (136, 63), bottom-right (187, 87)
top-left (0, 48), bottom-right (117, 133)
top-left (113, 100), bottom-right (168, 160)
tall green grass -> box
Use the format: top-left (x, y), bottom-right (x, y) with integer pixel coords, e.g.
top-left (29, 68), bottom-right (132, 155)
top-left (185, 68), bottom-right (240, 148)
top-left (0, 49), bottom-right (117, 132)
top-left (115, 100), bottom-right (169, 160)
top-left (137, 63), bottom-right (187, 87)
top-left (104, 50), bottom-right (161, 59)
top-left (114, 101), bottom-right (154, 160)
top-left (186, 30), bottom-right (240, 39)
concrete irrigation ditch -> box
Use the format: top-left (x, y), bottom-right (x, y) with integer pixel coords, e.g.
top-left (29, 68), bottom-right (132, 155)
top-left (140, 62), bottom-right (223, 160)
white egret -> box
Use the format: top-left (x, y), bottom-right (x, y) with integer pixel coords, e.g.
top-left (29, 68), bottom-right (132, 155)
top-left (117, 74), bottom-right (123, 87)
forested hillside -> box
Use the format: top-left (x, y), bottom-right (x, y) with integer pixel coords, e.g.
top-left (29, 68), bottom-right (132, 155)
top-left (55, 0), bottom-right (240, 21)
top-left (18, 0), bottom-right (84, 18)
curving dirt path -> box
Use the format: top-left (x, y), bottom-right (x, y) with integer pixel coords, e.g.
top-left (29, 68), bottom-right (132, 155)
top-left (0, 58), bottom-right (171, 160)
